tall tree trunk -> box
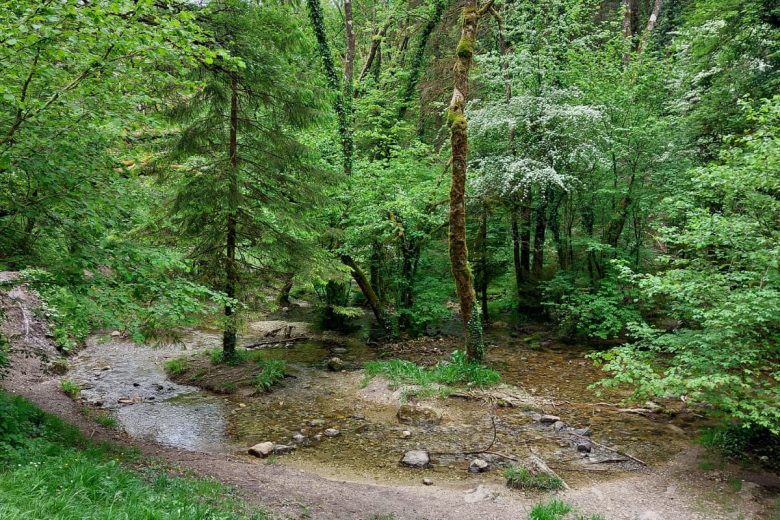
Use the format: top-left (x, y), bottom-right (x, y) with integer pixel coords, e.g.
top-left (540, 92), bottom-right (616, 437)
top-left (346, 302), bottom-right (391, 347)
top-left (357, 20), bottom-right (391, 87)
top-left (532, 197), bottom-right (547, 278)
top-left (511, 204), bottom-right (524, 312)
top-left (448, 0), bottom-right (492, 363)
top-left (399, 0), bottom-right (447, 119)
top-left (223, 73), bottom-right (239, 359)
top-left (306, 0), bottom-right (353, 175)
top-left (636, 0), bottom-right (662, 54)
top-left (621, 0), bottom-right (634, 64)
top-left (476, 202), bottom-right (489, 324)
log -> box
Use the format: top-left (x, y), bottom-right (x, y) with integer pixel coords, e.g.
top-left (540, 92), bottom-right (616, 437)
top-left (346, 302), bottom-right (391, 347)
top-left (243, 336), bottom-right (309, 349)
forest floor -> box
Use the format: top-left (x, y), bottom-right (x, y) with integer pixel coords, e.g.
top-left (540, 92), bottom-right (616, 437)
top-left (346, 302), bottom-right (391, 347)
top-left (1, 276), bottom-right (779, 520)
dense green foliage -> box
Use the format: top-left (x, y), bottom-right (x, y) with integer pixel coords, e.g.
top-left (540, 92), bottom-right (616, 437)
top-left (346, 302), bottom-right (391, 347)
top-left (0, 0), bottom-right (778, 433)
top-left (0, 391), bottom-right (265, 519)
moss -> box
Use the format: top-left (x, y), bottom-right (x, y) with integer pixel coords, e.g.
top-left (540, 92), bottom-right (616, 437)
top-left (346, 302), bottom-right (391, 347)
top-left (456, 37), bottom-right (475, 59)
top-left (447, 110), bottom-right (468, 132)
top-left (466, 305), bottom-right (485, 363)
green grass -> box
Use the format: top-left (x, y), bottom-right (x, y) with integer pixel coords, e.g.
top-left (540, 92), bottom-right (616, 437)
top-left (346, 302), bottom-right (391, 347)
top-left (529, 500), bottom-right (572, 520)
top-left (504, 466), bottom-right (564, 491)
top-left (0, 390), bottom-right (267, 519)
top-left (526, 499), bottom-right (606, 520)
top-left (93, 411), bottom-right (119, 429)
top-left (363, 350), bottom-right (500, 390)
top-left (164, 357), bottom-right (188, 376)
top-left (60, 378), bottom-right (81, 399)
top-left (251, 359), bottom-right (287, 392)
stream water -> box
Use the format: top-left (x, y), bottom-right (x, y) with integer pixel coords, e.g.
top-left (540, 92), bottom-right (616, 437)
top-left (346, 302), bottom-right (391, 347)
top-left (66, 322), bottom-right (700, 488)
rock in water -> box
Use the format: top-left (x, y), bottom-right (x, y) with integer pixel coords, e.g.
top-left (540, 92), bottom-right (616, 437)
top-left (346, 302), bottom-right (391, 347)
top-left (400, 450), bottom-right (431, 468)
top-left (292, 433), bottom-right (305, 443)
top-left (468, 458), bottom-right (489, 473)
top-left (323, 428), bottom-right (340, 437)
top-left (397, 404), bottom-right (441, 426)
top-left (273, 444), bottom-right (295, 455)
top-left (401, 430), bottom-right (412, 439)
top-left (248, 442), bottom-right (275, 458)
top-left (327, 357), bottom-right (345, 371)
top-left (539, 414), bottom-right (561, 424)
top-left (553, 421), bottom-right (566, 432)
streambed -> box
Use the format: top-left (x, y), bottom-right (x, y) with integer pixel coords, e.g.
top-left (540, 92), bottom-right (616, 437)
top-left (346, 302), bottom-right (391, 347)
top-left (65, 322), bottom-right (699, 488)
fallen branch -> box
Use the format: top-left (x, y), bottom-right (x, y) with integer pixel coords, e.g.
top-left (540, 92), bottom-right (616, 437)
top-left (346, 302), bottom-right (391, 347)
top-left (243, 336), bottom-right (309, 349)
top-left (570, 432), bottom-right (646, 466)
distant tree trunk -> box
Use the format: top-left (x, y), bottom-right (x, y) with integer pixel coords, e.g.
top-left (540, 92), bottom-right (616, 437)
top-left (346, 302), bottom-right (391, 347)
top-left (344, 0), bottom-right (355, 98)
top-left (532, 196), bottom-right (548, 278)
top-left (636, 0), bottom-right (662, 54)
top-left (447, 0), bottom-right (492, 363)
top-left (357, 20), bottom-right (391, 88)
top-left (369, 242), bottom-right (384, 303)
top-left (621, 0), bottom-right (634, 64)
top-left (277, 273), bottom-right (294, 307)
top-left (223, 73), bottom-right (239, 359)
top-left (306, 0), bottom-right (353, 175)
top-left (398, 243), bottom-right (421, 332)
top-left (476, 202), bottom-right (489, 324)
top-left (341, 254), bottom-right (389, 334)
top-left (399, 0), bottom-right (446, 119)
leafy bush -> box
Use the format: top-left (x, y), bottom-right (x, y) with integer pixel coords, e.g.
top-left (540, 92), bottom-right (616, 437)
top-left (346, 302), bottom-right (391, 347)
top-left (251, 359), bottom-right (287, 392)
top-left (543, 267), bottom-right (641, 340)
top-left (363, 350), bottom-right (500, 389)
top-left (504, 466), bottom-right (564, 491)
top-left (700, 424), bottom-right (780, 470)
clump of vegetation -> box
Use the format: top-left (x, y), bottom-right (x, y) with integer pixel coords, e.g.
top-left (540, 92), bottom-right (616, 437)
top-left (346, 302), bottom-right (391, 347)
top-left (208, 348), bottom-right (250, 366)
top-left (526, 499), bottom-right (605, 520)
top-left (0, 391), bottom-right (267, 519)
top-left (164, 357), bottom-right (188, 376)
top-left (700, 424), bottom-right (780, 471)
top-left (504, 466), bottom-right (564, 491)
top-left (93, 411), bottom-right (119, 429)
top-left (60, 379), bottom-right (81, 399)
top-left (363, 350), bottom-right (500, 390)
top-left (251, 359), bottom-right (287, 392)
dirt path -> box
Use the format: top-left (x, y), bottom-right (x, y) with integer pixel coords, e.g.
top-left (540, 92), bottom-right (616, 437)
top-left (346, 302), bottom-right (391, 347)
top-left (1, 278), bottom-right (776, 520)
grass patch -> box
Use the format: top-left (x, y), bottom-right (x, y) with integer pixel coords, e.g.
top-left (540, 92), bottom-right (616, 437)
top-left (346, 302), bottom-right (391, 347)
top-left (526, 499), bottom-right (606, 520)
top-left (60, 378), bottom-right (81, 399)
top-left (92, 410), bottom-right (119, 429)
top-left (529, 499), bottom-right (572, 520)
top-left (504, 466), bottom-right (564, 491)
top-left (0, 390), bottom-right (267, 519)
top-left (363, 350), bottom-right (500, 390)
top-left (164, 357), bottom-right (188, 376)
top-left (252, 359), bottom-right (287, 392)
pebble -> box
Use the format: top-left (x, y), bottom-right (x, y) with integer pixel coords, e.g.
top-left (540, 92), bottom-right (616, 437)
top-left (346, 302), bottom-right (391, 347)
top-left (324, 428), bottom-right (340, 437)
top-left (539, 414), bottom-right (561, 424)
top-left (401, 430), bottom-right (412, 439)
top-left (292, 433), bottom-right (305, 443)
top-left (553, 420), bottom-right (566, 432)
top-left (422, 477), bottom-right (434, 486)
top-left (468, 458), bottom-right (489, 473)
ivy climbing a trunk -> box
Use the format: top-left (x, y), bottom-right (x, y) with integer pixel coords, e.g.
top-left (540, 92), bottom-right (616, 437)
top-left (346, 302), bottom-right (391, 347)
top-left (447, 0), bottom-right (493, 363)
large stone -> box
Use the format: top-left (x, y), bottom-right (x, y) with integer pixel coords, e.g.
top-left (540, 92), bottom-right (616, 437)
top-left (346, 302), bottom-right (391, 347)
top-left (327, 357), bottom-right (345, 371)
top-left (468, 458), bottom-right (489, 473)
top-left (400, 450), bottom-right (431, 468)
top-left (248, 441), bottom-right (275, 458)
top-left (397, 404), bottom-right (441, 426)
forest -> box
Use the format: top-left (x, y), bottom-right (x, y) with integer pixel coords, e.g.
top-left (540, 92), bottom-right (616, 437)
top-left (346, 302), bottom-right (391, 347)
top-left (0, 0), bottom-right (779, 518)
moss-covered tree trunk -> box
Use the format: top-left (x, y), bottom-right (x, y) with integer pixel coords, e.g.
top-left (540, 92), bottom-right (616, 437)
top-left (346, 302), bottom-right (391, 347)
top-left (447, 0), bottom-right (492, 363)
top-left (223, 73), bottom-right (239, 359)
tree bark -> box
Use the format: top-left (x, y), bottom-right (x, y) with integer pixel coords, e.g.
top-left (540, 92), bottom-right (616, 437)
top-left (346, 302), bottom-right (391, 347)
top-left (531, 197), bottom-right (547, 278)
top-left (476, 202), bottom-right (489, 324)
top-left (277, 273), bottom-right (294, 307)
top-left (223, 73), bottom-right (239, 359)
top-left (341, 254), bottom-right (389, 334)
top-left (447, 0), bottom-right (492, 363)
top-left (357, 20), bottom-right (391, 87)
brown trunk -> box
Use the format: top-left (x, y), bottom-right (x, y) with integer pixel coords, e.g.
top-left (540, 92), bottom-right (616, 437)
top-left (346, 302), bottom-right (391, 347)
top-left (277, 273), bottom-right (294, 307)
top-left (511, 205), bottom-right (523, 309)
top-left (344, 0), bottom-right (356, 96)
top-left (621, 0), bottom-right (634, 64)
top-left (520, 196), bottom-right (532, 279)
top-left (341, 254), bottom-right (389, 334)
top-left (476, 202), bottom-right (489, 324)
top-left (223, 73), bottom-right (239, 359)
top-left (448, 0), bottom-right (493, 363)
top-left (357, 20), bottom-right (391, 87)
top-left (532, 198), bottom-right (547, 278)
top-left (637, 0), bottom-right (663, 54)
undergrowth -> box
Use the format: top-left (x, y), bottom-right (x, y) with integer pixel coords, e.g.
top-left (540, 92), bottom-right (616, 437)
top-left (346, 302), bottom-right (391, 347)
top-left (363, 350), bottom-right (500, 390)
top-left (527, 499), bottom-right (606, 520)
top-left (0, 391), bottom-right (267, 519)
top-left (504, 466), bottom-right (564, 491)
